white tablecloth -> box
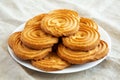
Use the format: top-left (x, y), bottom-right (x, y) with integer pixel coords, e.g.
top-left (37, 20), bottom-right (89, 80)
top-left (0, 0), bottom-right (120, 80)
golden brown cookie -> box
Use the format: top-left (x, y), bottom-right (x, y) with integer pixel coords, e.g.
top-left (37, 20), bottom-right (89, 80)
top-left (57, 40), bottom-right (109, 64)
top-left (8, 32), bottom-right (52, 60)
top-left (8, 32), bottom-right (21, 49)
top-left (62, 26), bottom-right (100, 51)
top-left (21, 26), bottom-right (58, 49)
top-left (49, 9), bottom-right (79, 17)
top-left (93, 40), bottom-right (109, 60)
top-left (40, 9), bottom-right (80, 37)
top-left (25, 13), bottom-right (47, 28)
top-left (32, 52), bottom-right (70, 71)
top-left (80, 17), bottom-right (98, 30)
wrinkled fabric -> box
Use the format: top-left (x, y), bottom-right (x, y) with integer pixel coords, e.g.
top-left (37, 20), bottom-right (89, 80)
top-left (0, 0), bottom-right (120, 80)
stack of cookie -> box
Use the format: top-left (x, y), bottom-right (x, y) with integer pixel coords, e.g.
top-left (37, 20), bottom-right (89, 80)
top-left (8, 9), bottom-right (109, 71)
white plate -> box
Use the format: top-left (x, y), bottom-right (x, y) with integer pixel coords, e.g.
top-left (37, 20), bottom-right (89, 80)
top-left (8, 23), bottom-right (111, 74)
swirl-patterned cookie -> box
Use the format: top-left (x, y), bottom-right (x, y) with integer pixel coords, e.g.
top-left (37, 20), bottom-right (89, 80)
top-left (49, 9), bottom-right (79, 17)
top-left (57, 40), bottom-right (109, 64)
top-left (80, 17), bottom-right (98, 30)
top-left (21, 26), bottom-right (58, 49)
top-left (32, 52), bottom-right (70, 71)
top-left (93, 40), bottom-right (109, 60)
top-left (8, 32), bottom-right (52, 60)
top-left (25, 13), bottom-right (47, 28)
top-left (40, 9), bottom-right (80, 37)
top-left (8, 32), bottom-right (21, 49)
top-left (62, 26), bottom-right (100, 51)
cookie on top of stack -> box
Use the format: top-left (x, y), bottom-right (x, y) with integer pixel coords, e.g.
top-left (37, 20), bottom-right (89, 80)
top-left (8, 9), bottom-right (109, 71)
